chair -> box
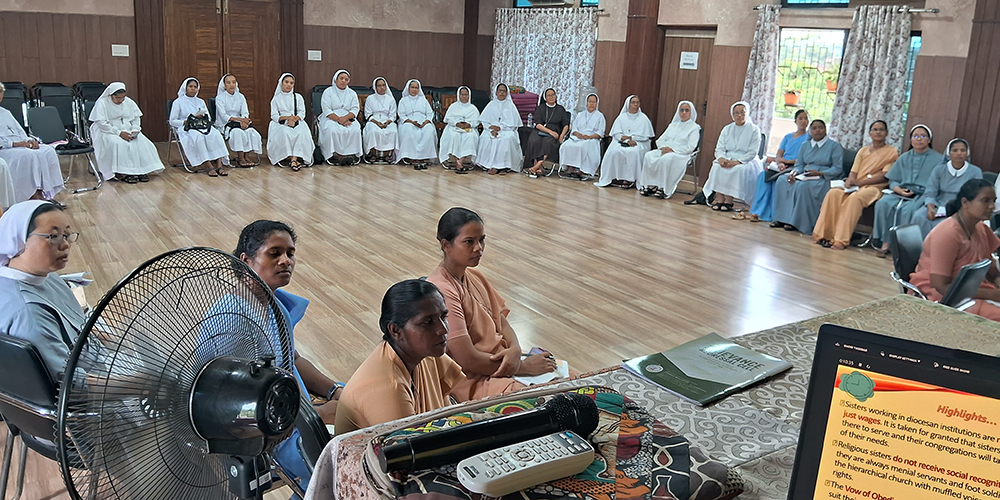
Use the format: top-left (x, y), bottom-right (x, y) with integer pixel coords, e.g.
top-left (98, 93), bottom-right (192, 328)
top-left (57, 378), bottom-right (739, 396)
top-left (888, 224), bottom-right (924, 297)
top-left (27, 107), bottom-right (102, 193)
top-left (36, 95), bottom-right (78, 132)
top-left (71, 82), bottom-right (105, 102)
top-left (0, 336), bottom-right (61, 500)
top-left (0, 88), bottom-right (29, 131)
top-left (673, 128), bottom-right (705, 194)
top-left (272, 400), bottom-right (331, 498)
top-left (470, 89), bottom-right (490, 112)
top-left (310, 85), bottom-right (330, 135)
top-left (939, 259), bottom-right (991, 311)
top-left (30, 83), bottom-right (73, 102)
top-left (165, 98), bottom-right (193, 171)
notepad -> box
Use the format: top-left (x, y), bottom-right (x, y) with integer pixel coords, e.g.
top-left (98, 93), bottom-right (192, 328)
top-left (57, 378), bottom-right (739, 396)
top-left (829, 180), bottom-right (858, 193)
top-left (936, 205), bottom-right (948, 218)
top-left (795, 174), bottom-right (822, 181)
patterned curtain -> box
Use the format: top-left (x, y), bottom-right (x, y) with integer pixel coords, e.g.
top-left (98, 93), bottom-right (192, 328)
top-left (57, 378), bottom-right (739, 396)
top-left (829, 5), bottom-right (912, 150)
top-left (491, 8), bottom-right (598, 114)
top-left (741, 4), bottom-right (781, 142)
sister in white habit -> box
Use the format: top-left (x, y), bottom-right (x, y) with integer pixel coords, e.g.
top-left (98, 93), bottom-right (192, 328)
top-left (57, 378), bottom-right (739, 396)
top-left (396, 79), bottom-right (437, 169)
top-left (596, 95), bottom-right (653, 189)
top-left (215, 74), bottom-right (262, 167)
top-left (0, 159), bottom-right (16, 211)
top-left (362, 77), bottom-right (398, 164)
top-left (700, 101), bottom-right (762, 211)
top-left (558, 93), bottom-right (604, 179)
top-left (0, 83), bottom-right (64, 202)
top-left (318, 69), bottom-right (362, 165)
top-left (638, 100), bottom-right (700, 199)
top-left (168, 77), bottom-right (230, 177)
top-left (89, 82), bottom-right (163, 184)
top-left (439, 86), bottom-right (480, 173)
top-left (477, 83), bottom-right (522, 174)
top-left (267, 73), bottom-right (313, 171)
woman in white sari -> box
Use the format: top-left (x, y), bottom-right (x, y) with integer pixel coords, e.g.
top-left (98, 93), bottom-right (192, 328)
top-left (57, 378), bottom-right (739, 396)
top-left (396, 79), bottom-right (437, 169)
top-left (267, 73), bottom-right (314, 171)
top-left (439, 86), bottom-right (480, 173)
top-left (362, 77), bottom-right (398, 164)
top-left (88, 82), bottom-right (163, 184)
top-left (596, 95), bottom-right (653, 189)
top-left (0, 83), bottom-right (63, 202)
top-left (168, 77), bottom-right (229, 176)
top-left (700, 101), bottom-right (762, 211)
top-left (318, 69), bottom-right (362, 165)
top-left (215, 74), bottom-right (262, 167)
top-left (638, 100), bottom-right (700, 199)
top-left (477, 83), bottom-right (522, 174)
top-left (558, 93), bottom-right (604, 179)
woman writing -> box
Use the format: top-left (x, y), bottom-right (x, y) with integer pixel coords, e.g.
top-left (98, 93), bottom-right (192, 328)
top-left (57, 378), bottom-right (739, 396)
top-left (215, 74), bottom-right (263, 167)
top-left (638, 100), bottom-right (700, 199)
top-left (596, 95), bottom-right (654, 189)
top-left (439, 86), bottom-right (481, 173)
top-left (89, 82), bottom-right (164, 184)
top-left (396, 79), bottom-right (437, 169)
top-left (267, 73), bottom-right (314, 171)
top-left (168, 78), bottom-right (230, 177)
top-left (558, 93), bottom-right (604, 180)
top-left (335, 279), bottom-right (467, 434)
top-left (745, 109), bottom-right (809, 222)
top-left (524, 88), bottom-right (569, 176)
top-left (362, 77), bottom-right (398, 164)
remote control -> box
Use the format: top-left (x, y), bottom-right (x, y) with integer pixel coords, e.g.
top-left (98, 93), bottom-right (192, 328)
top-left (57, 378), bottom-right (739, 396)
top-left (456, 431), bottom-right (595, 497)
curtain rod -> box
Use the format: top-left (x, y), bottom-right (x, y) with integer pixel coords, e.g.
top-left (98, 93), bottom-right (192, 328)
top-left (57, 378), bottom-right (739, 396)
top-left (753, 5), bottom-right (940, 13)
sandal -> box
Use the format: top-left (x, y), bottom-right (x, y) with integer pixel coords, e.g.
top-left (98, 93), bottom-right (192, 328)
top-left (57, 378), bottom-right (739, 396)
top-left (620, 181), bottom-right (635, 189)
top-left (655, 189), bottom-right (667, 199)
top-left (640, 187), bottom-right (655, 197)
top-left (720, 203), bottom-right (733, 212)
top-left (488, 168), bottom-right (498, 175)
top-left (138, 174), bottom-right (150, 182)
top-left (207, 168), bottom-right (219, 177)
top-left (748, 214), bottom-right (760, 222)
top-left (732, 211), bottom-right (748, 220)
top-left (711, 203), bottom-right (722, 211)
top-left (769, 221), bottom-right (783, 228)
top-left (783, 224), bottom-right (797, 231)
top-left (290, 160), bottom-right (303, 172)
top-left (217, 167), bottom-right (229, 176)
top-left (875, 248), bottom-right (890, 259)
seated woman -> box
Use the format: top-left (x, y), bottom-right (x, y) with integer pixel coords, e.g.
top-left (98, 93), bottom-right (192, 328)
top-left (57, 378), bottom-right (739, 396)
top-left (426, 208), bottom-right (556, 401)
top-left (872, 124), bottom-right (944, 257)
top-left (596, 95), bottom-right (653, 189)
top-left (746, 109), bottom-right (810, 222)
top-left (558, 93), bottom-right (604, 179)
top-left (362, 77), bottom-right (398, 164)
top-left (335, 279), bottom-right (467, 435)
top-left (169, 77), bottom-right (230, 177)
top-left (909, 179), bottom-right (1000, 322)
top-left (215, 74), bottom-right (263, 168)
top-left (267, 73), bottom-right (314, 171)
top-left (771, 119), bottom-right (843, 234)
top-left (0, 159), bottom-right (14, 212)
top-left (88, 82), bottom-right (164, 184)
top-left (812, 120), bottom-right (898, 249)
top-left (0, 83), bottom-right (64, 203)
top-left (318, 70), bottom-right (363, 166)
top-left (638, 100), bottom-right (700, 199)
top-left (524, 88), bottom-right (569, 176)
top-left (0, 200), bottom-right (85, 383)
top-left (700, 101), bottom-right (762, 212)
top-left (477, 83), bottom-right (523, 175)
top-left (911, 138), bottom-right (982, 238)
top-left (396, 79), bottom-right (437, 169)
top-left (439, 86), bottom-right (481, 173)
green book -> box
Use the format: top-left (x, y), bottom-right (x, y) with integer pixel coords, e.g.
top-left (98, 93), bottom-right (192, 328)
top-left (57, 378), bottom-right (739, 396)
top-left (622, 333), bottom-right (792, 406)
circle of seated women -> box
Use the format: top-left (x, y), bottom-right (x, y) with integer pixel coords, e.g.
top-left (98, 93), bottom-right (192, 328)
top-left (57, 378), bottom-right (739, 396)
top-left (699, 101), bottom-right (762, 212)
top-left (477, 83), bottom-right (523, 175)
top-left (439, 86), bottom-right (481, 173)
top-left (909, 178), bottom-right (1000, 322)
top-left (268, 72), bottom-right (314, 171)
top-left (770, 119), bottom-right (843, 234)
top-left (524, 88), bottom-right (569, 176)
top-left (638, 100), bottom-right (700, 199)
top-left (558, 93), bottom-right (604, 180)
top-left (215, 74), bottom-right (262, 168)
top-left (169, 77), bottom-right (230, 177)
top-left (397, 79), bottom-right (437, 169)
top-left (0, 83), bottom-right (65, 204)
top-left (744, 109), bottom-right (811, 223)
top-left (363, 77), bottom-right (398, 164)
top-left (319, 69), bottom-right (363, 166)
top-left (596, 95), bottom-right (653, 189)
top-left (88, 82), bottom-right (163, 184)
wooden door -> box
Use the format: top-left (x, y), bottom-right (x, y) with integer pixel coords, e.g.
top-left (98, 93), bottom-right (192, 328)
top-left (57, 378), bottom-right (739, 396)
top-left (656, 33), bottom-right (716, 177)
top-left (223, 0), bottom-right (281, 133)
top-left (164, 0), bottom-right (224, 103)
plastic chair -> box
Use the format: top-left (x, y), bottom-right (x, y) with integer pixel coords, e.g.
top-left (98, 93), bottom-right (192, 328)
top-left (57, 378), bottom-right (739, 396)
top-left (888, 224), bottom-right (924, 297)
top-left (940, 259), bottom-right (991, 311)
top-left (37, 95), bottom-right (78, 132)
top-left (27, 106), bottom-right (102, 193)
top-left (0, 88), bottom-right (29, 131)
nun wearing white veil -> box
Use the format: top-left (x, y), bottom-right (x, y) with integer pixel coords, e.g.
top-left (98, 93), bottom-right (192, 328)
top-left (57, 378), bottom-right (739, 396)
top-left (267, 72), bottom-right (313, 170)
top-left (558, 92), bottom-right (604, 178)
top-left (88, 82), bottom-right (163, 184)
top-left (362, 77), bottom-right (398, 164)
top-left (596, 95), bottom-right (653, 189)
top-left (477, 83), bottom-right (522, 174)
top-left (439, 86), bottom-right (480, 172)
top-left (215, 74), bottom-right (262, 167)
top-left (0, 83), bottom-right (63, 202)
top-left (638, 100), bottom-right (700, 199)
top-left (318, 69), bottom-right (362, 165)
top-left (396, 79), bottom-right (437, 167)
top-left (700, 101), bottom-right (762, 211)
top-left (168, 77), bottom-right (229, 176)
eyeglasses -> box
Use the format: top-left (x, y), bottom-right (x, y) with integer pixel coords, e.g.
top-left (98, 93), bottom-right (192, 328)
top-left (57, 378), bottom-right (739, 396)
top-left (29, 232), bottom-right (80, 245)
top-left (912, 134), bottom-right (929, 140)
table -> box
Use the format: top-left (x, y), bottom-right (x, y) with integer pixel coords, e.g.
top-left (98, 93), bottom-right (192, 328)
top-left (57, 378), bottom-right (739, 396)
top-left (304, 296), bottom-right (1000, 500)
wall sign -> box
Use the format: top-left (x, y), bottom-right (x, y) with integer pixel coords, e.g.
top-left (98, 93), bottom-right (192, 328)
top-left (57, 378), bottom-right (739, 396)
top-left (679, 51), bottom-right (699, 70)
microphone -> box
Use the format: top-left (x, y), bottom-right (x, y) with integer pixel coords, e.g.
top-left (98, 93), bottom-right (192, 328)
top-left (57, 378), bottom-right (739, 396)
top-left (378, 392), bottom-right (599, 473)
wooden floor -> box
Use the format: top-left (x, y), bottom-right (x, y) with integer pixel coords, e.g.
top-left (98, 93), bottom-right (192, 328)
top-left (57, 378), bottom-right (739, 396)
top-left (3, 148), bottom-right (898, 499)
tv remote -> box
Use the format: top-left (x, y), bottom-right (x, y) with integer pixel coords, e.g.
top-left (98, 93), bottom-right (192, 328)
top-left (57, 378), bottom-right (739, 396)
top-left (456, 431), bottom-right (594, 497)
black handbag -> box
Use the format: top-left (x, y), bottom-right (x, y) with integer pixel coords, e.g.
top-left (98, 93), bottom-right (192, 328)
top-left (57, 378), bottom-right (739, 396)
top-left (223, 120), bottom-right (247, 140)
top-left (183, 114), bottom-right (212, 135)
top-left (55, 132), bottom-right (90, 151)
top-left (279, 94), bottom-right (299, 127)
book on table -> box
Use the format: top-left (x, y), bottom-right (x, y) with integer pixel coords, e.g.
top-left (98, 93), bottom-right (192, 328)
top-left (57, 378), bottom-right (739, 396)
top-left (622, 332), bottom-right (792, 406)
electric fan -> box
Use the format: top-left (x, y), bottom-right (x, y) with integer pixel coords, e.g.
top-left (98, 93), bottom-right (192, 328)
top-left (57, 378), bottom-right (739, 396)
top-left (55, 247), bottom-right (303, 500)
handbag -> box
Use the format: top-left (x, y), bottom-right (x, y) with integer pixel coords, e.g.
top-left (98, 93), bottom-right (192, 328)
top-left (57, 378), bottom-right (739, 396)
top-left (279, 94), bottom-right (299, 127)
top-left (222, 120), bottom-right (246, 140)
top-left (183, 114), bottom-right (212, 135)
top-left (55, 132), bottom-right (90, 151)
